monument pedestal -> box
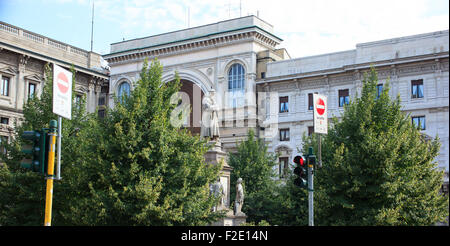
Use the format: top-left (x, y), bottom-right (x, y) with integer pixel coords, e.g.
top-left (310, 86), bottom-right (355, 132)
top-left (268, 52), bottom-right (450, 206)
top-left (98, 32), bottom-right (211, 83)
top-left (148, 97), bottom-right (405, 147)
top-left (210, 209), bottom-right (247, 226)
top-left (205, 140), bottom-right (246, 226)
top-left (205, 140), bottom-right (232, 209)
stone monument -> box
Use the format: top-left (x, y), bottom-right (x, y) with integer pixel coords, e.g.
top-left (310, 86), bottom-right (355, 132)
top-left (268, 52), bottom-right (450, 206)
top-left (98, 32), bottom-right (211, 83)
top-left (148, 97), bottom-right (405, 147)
top-left (201, 89), bottom-right (220, 141)
top-left (202, 90), bottom-right (246, 226)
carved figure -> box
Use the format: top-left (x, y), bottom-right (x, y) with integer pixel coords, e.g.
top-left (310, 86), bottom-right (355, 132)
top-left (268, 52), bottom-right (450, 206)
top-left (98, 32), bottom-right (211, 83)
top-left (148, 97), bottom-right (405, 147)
top-left (234, 178), bottom-right (245, 215)
top-left (210, 178), bottom-right (225, 212)
top-left (201, 90), bottom-right (220, 140)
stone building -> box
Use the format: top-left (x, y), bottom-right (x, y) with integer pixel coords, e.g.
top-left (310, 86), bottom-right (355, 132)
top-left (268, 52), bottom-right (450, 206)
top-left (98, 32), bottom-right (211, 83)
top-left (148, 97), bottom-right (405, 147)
top-left (105, 16), bottom-right (448, 192)
top-left (257, 30), bottom-right (449, 190)
top-left (103, 16), bottom-right (288, 152)
top-left (0, 21), bottom-right (109, 148)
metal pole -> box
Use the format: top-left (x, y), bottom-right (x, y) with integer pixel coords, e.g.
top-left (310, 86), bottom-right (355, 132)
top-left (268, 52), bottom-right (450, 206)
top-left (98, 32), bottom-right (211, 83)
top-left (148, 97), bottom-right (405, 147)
top-left (56, 116), bottom-right (62, 180)
top-left (318, 134), bottom-right (322, 168)
top-left (308, 164), bottom-right (314, 226)
top-left (44, 120), bottom-right (57, 226)
top-left (90, 0), bottom-right (94, 52)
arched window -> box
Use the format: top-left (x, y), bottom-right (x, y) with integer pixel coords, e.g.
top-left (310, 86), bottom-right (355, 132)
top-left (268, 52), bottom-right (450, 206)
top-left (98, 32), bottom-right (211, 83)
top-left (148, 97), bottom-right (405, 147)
top-left (118, 82), bottom-right (130, 102)
top-left (227, 63), bottom-right (245, 107)
top-left (228, 63), bottom-right (245, 90)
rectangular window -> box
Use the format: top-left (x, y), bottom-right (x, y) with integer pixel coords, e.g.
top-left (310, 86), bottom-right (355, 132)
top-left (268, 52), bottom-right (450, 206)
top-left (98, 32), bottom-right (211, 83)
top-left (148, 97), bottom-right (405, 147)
top-left (0, 135), bottom-right (8, 155)
top-left (411, 79), bottom-right (424, 98)
top-left (376, 84), bottom-right (383, 99)
top-left (1, 76), bottom-right (10, 96)
top-left (279, 157), bottom-right (289, 178)
top-left (28, 82), bottom-right (36, 98)
top-left (308, 92), bottom-right (318, 110)
top-left (98, 97), bottom-right (105, 106)
top-left (339, 89), bottom-right (349, 107)
top-left (75, 94), bottom-right (82, 109)
top-left (412, 116), bottom-right (426, 130)
top-left (308, 93), bottom-right (313, 110)
top-left (279, 128), bottom-right (290, 141)
top-left (279, 96), bottom-right (289, 113)
top-left (1, 117), bottom-right (9, 125)
top-left (98, 109), bottom-right (105, 118)
top-left (308, 126), bottom-right (314, 136)
top-left (101, 86), bottom-right (108, 93)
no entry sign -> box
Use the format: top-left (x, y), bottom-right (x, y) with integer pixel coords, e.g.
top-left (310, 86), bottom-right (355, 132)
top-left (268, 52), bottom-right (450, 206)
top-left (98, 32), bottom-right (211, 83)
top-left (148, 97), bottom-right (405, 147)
top-left (53, 64), bottom-right (72, 120)
top-left (313, 94), bottom-right (327, 134)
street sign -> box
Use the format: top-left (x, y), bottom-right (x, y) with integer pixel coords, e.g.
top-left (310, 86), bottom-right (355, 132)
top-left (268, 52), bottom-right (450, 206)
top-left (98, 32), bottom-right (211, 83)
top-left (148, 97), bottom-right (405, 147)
top-left (313, 94), bottom-right (327, 134)
top-left (53, 64), bottom-right (72, 120)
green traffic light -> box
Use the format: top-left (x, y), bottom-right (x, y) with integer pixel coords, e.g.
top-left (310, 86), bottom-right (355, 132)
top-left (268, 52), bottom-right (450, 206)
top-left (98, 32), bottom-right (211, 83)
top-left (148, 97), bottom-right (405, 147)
top-left (22, 131), bottom-right (40, 141)
top-left (20, 129), bottom-right (48, 174)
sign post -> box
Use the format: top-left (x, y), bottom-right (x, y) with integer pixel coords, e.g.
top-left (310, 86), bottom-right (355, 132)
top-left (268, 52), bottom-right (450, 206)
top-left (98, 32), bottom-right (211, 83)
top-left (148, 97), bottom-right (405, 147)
top-left (313, 94), bottom-right (327, 168)
top-left (52, 64), bottom-right (72, 180)
top-left (308, 94), bottom-right (327, 226)
top-left (45, 64), bottom-right (72, 226)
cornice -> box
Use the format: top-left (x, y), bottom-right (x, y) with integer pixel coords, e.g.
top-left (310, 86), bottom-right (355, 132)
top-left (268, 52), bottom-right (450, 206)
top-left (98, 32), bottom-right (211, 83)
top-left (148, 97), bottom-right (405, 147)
top-left (257, 53), bottom-right (449, 85)
top-left (104, 26), bottom-right (280, 65)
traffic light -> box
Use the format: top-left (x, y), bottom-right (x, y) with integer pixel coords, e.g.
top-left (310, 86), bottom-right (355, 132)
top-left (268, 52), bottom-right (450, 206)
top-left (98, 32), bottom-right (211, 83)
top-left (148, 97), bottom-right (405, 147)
top-left (293, 155), bottom-right (307, 188)
top-left (20, 129), bottom-right (48, 174)
top-left (306, 147), bottom-right (316, 167)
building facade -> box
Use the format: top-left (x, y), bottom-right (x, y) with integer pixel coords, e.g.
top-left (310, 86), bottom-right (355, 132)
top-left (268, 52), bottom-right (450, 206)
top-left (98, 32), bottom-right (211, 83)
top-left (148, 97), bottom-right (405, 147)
top-left (103, 16), bottom-right (288, 152)
top-left (0, 21), bottom-right (109, 149)
top-left (257, 30), bottom-right (449, 189)
top-left (104, 16), bottom-right (448, 190)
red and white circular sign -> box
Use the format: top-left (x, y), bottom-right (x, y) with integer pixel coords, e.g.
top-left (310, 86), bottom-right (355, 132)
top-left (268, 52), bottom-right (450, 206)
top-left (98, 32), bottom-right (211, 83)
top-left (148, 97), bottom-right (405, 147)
top-left (53, 64), bottom-right (72, 120)
top-left (57, 72), bottom-right (70, 94)
top-left (315, 98), bottom-right (326, 115)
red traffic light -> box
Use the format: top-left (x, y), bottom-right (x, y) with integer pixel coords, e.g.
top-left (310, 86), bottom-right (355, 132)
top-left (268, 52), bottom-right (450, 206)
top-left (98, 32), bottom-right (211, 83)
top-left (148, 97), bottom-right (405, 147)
top-left (293, 155), bottom-right (304, 166)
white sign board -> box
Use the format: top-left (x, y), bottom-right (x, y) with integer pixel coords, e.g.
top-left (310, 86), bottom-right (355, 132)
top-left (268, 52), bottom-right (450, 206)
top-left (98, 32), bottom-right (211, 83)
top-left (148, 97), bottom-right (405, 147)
top-left (313, 94), bottom-right (327, 134)
top-left (53, 64), bottom-right (72, 120)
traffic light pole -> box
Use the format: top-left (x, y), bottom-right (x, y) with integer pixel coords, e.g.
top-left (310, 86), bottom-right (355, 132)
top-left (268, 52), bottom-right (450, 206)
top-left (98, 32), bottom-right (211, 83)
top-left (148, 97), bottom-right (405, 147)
top-left (56, 116), bottom-right (62, 180)
top-left (44, 120), bottom-right (57, 226)
top-left (308, 163), bottom-right (314, 226)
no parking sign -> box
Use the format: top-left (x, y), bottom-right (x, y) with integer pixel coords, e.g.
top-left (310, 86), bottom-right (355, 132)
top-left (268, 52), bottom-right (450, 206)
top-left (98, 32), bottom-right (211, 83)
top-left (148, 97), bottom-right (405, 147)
top-left (53, 64), bottom-right (72, 120)
top-left (313, 94), bottom-right (327, 134)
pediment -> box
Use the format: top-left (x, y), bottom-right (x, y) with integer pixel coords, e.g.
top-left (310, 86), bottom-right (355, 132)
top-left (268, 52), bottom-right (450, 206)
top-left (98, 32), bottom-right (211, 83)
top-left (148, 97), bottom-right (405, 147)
top-left (75, 85), bottom-right (87, 93)
top-left (0, 66), bottom-right (18, 76)
top-left (24, 73), bottom-right (43, 82)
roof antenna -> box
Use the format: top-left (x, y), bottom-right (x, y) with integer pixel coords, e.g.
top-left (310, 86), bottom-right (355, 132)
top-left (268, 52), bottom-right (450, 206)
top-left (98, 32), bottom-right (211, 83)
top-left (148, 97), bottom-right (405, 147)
top-left (240, 0), bottom-right (242, 17)
top-left (90, 0), bottom-right (94, 52)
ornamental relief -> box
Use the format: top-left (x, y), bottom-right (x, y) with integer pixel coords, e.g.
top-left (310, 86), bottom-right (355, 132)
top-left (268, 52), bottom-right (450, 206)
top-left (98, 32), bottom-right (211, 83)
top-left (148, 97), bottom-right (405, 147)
top-left (329, 75), bottom-right (354, 85)
top-left (397, 63), bottom-right (437, 76)
top-left (300, 78), bottom-right (326, 88)
top-left (25, 58), bottom-right (45, 73)
top-left (0, 50), bottom-right (18, 66)
top-left (441, 61), bottom-right (449, 71)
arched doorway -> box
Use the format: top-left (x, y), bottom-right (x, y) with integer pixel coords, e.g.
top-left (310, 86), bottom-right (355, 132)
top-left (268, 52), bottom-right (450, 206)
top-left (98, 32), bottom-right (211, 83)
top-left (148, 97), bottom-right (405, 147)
top-left (179, 79), bottom-right (204, 135)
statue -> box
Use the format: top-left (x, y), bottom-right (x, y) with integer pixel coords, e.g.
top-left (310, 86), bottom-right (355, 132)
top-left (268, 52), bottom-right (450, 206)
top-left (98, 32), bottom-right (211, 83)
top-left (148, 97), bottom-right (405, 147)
top-left (201, 90), bottom-right (220, 140)
top-left (210, 178), bottom-right (225, 212)
top-left (234, 178), bottom-right (245, 215)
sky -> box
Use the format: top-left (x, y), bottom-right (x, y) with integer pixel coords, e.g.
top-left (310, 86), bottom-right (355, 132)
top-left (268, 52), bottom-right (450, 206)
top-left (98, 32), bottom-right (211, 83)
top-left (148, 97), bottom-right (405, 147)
top-left (0, 0), bottom-right (449, 59)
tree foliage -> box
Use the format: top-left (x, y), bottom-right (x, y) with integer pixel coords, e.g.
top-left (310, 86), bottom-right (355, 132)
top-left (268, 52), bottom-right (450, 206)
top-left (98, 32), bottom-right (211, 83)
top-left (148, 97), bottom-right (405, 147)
top-left (0, 59), bottom-right (222, 225)
top-left (228, 129), bottom-right (282, 224)
top-left (302, 67), bottom-right (449, 225)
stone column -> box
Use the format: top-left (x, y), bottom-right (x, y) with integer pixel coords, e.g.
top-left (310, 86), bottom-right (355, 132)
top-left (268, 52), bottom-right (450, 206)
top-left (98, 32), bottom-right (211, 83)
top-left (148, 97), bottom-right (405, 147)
top-left (16, 54), bottom-right (29, 110)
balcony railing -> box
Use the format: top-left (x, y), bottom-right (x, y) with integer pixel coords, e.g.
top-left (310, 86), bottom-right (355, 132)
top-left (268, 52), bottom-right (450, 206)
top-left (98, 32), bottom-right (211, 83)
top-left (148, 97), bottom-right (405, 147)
top-left (0, 21), bottom-right (89, 60)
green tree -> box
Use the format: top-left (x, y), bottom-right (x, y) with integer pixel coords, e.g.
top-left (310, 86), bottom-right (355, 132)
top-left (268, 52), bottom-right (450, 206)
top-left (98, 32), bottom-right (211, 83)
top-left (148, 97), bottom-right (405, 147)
top-left (0, 63), bottom-right (94, 225)
top-left (228, 129), bottom-right (281, 224)
top-left (1, 59), bottom-right (223, 226)
top-left (62, 59), bottom-right (222, 225)
top-left (303, 67), bottom-right (448, 225)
